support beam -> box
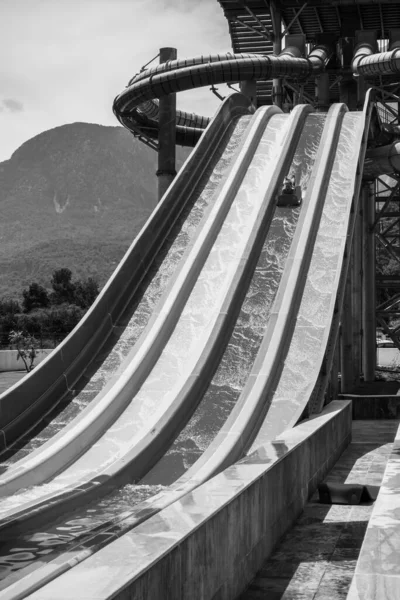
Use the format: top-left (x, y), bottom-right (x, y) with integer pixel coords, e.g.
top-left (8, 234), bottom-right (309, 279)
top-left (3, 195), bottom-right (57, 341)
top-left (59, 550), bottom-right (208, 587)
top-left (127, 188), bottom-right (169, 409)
top-left (316, 72), bottom-right (330, 111)
top-left (341, 258), bottom-right (354, 393)
top-left (156, 47), bottom-right (177, 202)
top-left (362, 184), bottom-right (376, 381)
top-left (240, 80), bottom-right (257, 108)
top-left (352, 204), bottom-right (362, 387)
top-left (339, 78), bottom-right (358, 110)
top-left (271, 0), bottom-right (282, 108)
top-left (331, 337), bottom-right (340, 399)
top-left (281, 3), bottom-right (307, 38)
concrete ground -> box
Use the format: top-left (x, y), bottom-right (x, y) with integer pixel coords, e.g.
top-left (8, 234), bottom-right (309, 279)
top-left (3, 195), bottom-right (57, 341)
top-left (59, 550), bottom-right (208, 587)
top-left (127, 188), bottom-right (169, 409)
top-left (239, 420), bottom-right (399, 600)
top-left (0, 371), bottom-right (27, 395)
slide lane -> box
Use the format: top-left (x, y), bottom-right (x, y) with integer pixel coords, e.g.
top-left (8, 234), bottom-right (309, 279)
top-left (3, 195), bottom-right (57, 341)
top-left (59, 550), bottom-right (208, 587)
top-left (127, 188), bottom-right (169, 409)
top-left (0, 93), bottom-right (252, 463)
top-left (0, 106), bottom-right (323, 597)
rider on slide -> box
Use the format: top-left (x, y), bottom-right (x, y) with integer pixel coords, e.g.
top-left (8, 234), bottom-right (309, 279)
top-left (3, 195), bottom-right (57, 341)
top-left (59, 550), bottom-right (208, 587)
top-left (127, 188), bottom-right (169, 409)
top-left (282, 175), bottom-right (296, 194)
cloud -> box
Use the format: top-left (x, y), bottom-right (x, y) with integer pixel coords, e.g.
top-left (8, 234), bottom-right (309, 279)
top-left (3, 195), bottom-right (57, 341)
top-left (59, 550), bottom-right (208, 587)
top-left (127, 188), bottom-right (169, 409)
top-left (1, 98), bottom-right (24, 112)
top-left (0, 0), bottom-right (231, 160)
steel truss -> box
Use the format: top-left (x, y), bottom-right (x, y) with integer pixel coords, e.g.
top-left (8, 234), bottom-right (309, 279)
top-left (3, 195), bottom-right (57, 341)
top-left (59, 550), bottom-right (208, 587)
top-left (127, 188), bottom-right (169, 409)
top-left (371, 83), bottom-right (400, 349)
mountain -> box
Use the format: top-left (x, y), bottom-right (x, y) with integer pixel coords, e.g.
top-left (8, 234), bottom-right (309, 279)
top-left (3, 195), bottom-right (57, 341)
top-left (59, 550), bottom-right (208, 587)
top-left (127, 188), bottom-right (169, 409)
top-left (0, 123), bottom-right (189, 300)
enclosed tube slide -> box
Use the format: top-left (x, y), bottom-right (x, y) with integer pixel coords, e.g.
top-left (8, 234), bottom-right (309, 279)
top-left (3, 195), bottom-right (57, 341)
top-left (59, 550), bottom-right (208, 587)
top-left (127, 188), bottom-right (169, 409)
top-left (352, 42), bottom-right (400, 77)
top-left (113, 45), bottom-right (332, 145)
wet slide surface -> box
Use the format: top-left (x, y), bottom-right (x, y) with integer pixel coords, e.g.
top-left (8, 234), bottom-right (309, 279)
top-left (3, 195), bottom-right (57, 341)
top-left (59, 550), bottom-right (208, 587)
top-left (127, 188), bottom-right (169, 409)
top-left (0, 103), bottom-right (369, 599)
top-left (0, 111), bottom-right (326, 593)
top-left (249, 110), bottom-right (368, 449)
top-left (0, 113), bottom-right (250, 471)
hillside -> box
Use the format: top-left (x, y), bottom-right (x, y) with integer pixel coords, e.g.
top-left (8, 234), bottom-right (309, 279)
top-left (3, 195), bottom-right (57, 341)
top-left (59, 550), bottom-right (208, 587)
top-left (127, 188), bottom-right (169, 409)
top-left (0, 123), bottom-right (189, 299)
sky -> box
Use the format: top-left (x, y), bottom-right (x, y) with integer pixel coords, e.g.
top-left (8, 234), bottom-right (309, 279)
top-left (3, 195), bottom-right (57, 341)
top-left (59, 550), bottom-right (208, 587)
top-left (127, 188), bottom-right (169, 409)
top-left (0, 0), bottom-right (232, 162)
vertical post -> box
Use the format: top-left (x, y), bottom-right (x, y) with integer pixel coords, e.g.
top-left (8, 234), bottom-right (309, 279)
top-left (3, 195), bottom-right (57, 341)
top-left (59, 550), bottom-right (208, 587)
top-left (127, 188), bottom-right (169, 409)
top-left (240, 80), bottom-right (257, 109)
top-left (362, 183), bottom-right (376, 380)
top-left (357, 75), bottom-right (366, 110)
top-left (316, 73), bottom-right (330, 112)
top-left (341, 255), bottom-right (354, 393)
top-left (331, 336), bottom-right (340, 399)
top-left (271, 0), bottom-right (282, 108)
top-left (157, 47), bottom-right (177, 202)
top-left (352, 203), bottom-right (362, 387)
top-left (339, 78), bottom-right (358, 110)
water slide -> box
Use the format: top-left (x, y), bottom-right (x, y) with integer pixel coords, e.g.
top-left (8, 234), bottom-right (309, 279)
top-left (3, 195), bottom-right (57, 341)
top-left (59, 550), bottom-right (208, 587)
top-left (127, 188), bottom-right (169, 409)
top-left (0, 95), bottom-right (372, 599)
top-left (0, 42), bottom-right (388, 596)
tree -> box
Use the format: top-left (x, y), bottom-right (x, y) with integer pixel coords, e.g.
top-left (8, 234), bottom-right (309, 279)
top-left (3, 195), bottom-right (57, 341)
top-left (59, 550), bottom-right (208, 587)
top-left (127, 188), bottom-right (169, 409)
top-left (50, 268), bottom-right (76, 305)
top-left (0, 298), bottom-right (21, 315)
top-left (9, 330), bottom-right (40, 372)
top-left (22, 283), bottom-right (49, 313)
top-left (74, 277), bottom-right (99, 309)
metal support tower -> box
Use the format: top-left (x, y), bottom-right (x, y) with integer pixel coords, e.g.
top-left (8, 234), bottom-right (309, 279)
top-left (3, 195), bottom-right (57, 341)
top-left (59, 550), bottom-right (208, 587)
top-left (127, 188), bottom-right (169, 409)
top-left (156, 47), bottom-right (177, 202)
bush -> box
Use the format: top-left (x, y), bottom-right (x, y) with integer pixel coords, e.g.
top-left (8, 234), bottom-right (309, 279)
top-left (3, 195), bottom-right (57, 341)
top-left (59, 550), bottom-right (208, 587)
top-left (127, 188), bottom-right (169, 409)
top-left (9, 330), bottom-right (40, 372)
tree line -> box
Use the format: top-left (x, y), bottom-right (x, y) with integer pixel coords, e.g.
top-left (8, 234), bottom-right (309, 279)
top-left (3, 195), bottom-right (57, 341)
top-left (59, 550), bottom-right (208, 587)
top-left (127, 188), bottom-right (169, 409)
top-left (0, 268), bottom-right (99, 349)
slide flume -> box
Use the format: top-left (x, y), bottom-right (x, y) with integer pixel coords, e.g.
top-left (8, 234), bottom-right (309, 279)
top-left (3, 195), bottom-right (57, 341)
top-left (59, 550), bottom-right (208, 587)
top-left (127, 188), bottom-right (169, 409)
top-left (0, 94), bottom-right (374, 600)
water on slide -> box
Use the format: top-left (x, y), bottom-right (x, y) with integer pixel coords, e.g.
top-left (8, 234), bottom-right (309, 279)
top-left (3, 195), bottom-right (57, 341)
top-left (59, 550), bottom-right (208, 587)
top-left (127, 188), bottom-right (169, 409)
top-left (249, 112), bottom-right (365, 448)
top-left (0, 114), bottom-right (251, 471)
top-left (0, 114), bottom-right (326, 589)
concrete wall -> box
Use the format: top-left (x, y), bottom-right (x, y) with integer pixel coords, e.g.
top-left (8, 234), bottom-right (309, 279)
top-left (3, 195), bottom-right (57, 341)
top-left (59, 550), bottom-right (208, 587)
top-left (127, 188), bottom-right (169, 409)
top-left (0, 350), bottom-right (52, 373)
top-left (377, 347), bottom-right (400, 368)
top-left (129, 401), bottom-right (352, 600)
top-left (31, 401), bottom-right (352, 600)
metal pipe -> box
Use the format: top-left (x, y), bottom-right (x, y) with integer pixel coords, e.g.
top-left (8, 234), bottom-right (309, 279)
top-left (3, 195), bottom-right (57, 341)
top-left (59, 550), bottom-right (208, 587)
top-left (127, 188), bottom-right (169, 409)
top-left (271, 0), bottom-right (282, 108)
top-left (114, 45), bottom-right (332, 145)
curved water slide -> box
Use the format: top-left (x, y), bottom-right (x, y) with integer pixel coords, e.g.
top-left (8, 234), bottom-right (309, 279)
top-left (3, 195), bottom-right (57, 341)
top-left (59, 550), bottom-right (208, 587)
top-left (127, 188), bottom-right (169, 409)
top-left (113, 44), bottom-right (331, 144)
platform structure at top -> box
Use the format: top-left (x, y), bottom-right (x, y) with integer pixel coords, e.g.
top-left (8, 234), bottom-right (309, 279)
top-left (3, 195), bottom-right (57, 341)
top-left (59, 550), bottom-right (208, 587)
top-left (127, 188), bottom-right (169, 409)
top-left (218, 0), bottom-right (400, 107)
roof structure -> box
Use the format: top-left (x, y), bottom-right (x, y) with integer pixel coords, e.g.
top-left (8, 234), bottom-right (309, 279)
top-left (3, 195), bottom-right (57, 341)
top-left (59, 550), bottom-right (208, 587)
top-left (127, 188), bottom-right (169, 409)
top-left (217, 0), bottom-right (400, 105)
